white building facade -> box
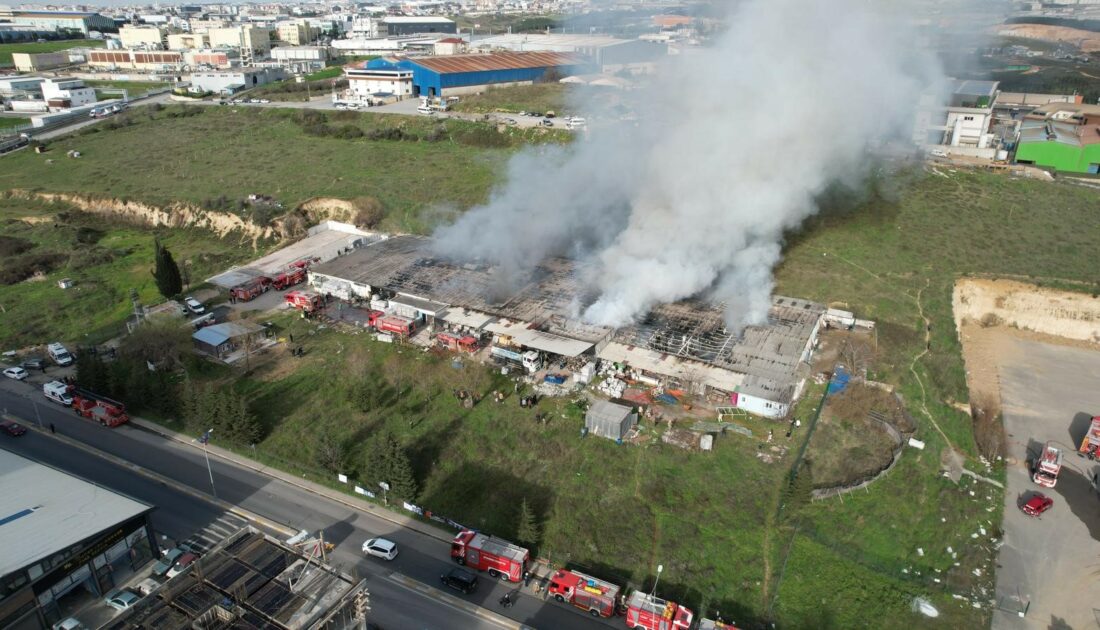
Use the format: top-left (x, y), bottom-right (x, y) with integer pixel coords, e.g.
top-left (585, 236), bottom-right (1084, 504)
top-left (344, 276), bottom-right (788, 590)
top-left (41, 78), bottom-right (96, 108)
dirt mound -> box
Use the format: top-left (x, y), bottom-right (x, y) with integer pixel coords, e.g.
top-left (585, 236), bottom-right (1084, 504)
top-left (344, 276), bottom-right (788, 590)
top-left (953, 278), bottom-right (1100, 344)
top-left (8, 189), bottom-right (286, 246)
top-left (995, 24), bottom-right (1100, 52)
top-left (298, 197), bottom-right (358, 224)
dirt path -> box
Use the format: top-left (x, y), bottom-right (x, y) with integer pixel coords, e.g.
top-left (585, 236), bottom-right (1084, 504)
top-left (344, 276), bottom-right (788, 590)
top-left (910, 280), bottom-right (957, 450)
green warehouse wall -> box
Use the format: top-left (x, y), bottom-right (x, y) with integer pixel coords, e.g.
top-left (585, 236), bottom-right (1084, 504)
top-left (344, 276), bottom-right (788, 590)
top-left (1015, 141), bottom-right (1100, 174)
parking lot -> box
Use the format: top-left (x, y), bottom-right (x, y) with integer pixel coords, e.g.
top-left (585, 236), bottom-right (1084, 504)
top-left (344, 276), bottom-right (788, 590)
top-left (993, 337), bottom-right (1100, 629)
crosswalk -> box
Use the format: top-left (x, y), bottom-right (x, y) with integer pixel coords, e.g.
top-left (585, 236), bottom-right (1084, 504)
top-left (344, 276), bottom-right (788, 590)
top-left (182, 512), bottom-right (250, 554)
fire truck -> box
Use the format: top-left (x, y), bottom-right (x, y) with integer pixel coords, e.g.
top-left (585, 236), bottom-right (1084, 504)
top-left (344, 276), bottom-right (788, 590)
top-left (547, 568), bottom-right (622, 618)
top-left (70, 388), bottom-right (129, 427)
top-left (285, 290), bottom-right (323, 312)
top-left (1078, 416), bottom-right (1100, 460)
top-left (271, 267), bottom-right (306, 290)
top-left (436, 332), bottom-right (478, 353)
top-left (1033, 441), bottom-right (1063, 488)
top-left (450, 530), bottom-right (529, 582)
top-left (624, 591), bottom-right (693, 630)
top-left (376, 316), bottom-right (417, 337)
top-left (230, 277), bottom-right (271, 302)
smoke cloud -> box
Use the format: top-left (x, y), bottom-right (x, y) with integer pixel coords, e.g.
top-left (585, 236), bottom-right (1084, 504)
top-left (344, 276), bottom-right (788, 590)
top-left (433, 0), bottom-right (942, 330)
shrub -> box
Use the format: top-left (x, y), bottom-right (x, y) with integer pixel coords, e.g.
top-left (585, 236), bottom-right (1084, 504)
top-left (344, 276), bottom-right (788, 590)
top-left (0, 235), bottom-right (35, 257)
top-left (351, 197), bottom-right (384, 228)
top-left (0, 252), bottom-right (69, 285)
top-left (73, 227), bottom-right (104, 245)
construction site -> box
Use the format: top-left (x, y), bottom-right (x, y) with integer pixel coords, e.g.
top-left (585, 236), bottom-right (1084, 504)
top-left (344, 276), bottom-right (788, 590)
top-left (102, 527), bottom-right (368, 630)
top-left (295, 234), bottom-right (827, 419)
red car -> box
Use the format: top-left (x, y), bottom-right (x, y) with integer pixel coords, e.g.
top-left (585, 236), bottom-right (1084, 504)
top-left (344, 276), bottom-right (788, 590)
top-left (1022, 493), bottom-right (1054, 516)
top-left (0, 420), bottom-right (27, 437)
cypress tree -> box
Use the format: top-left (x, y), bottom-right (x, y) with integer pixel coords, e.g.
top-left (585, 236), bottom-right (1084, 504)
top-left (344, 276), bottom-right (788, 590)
top-left (516, 497), bottom-right (540, 548)
top-left (152, 239), bottom-right (183, 298)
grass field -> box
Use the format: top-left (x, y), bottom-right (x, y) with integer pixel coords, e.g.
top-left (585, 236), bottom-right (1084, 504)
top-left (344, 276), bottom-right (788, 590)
top-left (0, 195), bottom-right (255, 349)
top-left (0, 39), bottom-right (104, 66)
top-left (86, 80), bottom-right (171, 96)
top-left (451, 83), bottom-right (572, 114)
top-left (0, 117), bottom-right (30, 130)
top-left (0, 105), bottom-right (570, 233)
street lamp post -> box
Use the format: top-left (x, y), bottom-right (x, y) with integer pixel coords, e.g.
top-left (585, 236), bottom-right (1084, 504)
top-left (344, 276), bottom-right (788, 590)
top-left (378, 481), bottom-right (389, 506)
top-left (199, 429), bottom-right (217, 499)
top-left (650, 564), bottom-right (663, 598)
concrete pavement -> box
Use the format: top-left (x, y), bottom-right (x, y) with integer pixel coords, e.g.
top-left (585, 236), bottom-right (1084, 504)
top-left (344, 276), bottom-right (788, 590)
top-left (992, 337), bottom-right (1100, 629)
top-left (0, 380), bottom-right (614, 629)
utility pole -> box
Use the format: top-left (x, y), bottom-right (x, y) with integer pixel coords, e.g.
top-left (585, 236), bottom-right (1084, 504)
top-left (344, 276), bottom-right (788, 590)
top-left (650, 564), bottom-right (663, 598)
top-left (199, 429), bottom-right (217, 499)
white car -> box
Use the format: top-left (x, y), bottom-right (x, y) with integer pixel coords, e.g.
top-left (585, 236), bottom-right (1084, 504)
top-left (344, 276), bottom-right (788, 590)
top-left (3, 366), bottom-right (28, 380)
top-left (104, 589), bottom-right (140, 612)
top-left (259, 99), bottom-right (270, 104)
top-left (183, 297), bottom-right (205, 315)
top-left (362, 537), bottom-right (398, 561)
top-left (52, 618), bottom-right (86, 630)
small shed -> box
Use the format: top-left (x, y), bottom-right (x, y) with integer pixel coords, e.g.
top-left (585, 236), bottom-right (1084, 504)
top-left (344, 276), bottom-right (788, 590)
top-left (192, 321), bottom-right (265, 358)
top-left (585, 400), bottom-right (637, 441)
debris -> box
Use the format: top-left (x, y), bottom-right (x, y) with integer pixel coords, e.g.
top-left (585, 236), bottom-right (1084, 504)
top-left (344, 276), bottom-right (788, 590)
top-left (917, 547), bottom-right (924, 557)
top-left (911, 597), bottom-right (939, 618)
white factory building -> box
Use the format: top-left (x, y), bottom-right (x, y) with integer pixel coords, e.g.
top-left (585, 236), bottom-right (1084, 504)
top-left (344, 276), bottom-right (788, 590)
top-left (41, 77), bottom-right (96, 109)
top-left (189, 67), bottom-right (286, 94)
top-left (342, 67), bottom-right (413, 101)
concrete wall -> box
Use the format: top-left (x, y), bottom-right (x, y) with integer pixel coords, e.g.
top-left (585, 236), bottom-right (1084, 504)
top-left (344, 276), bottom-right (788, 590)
top-left (12, 51), bottom-right (68, 72)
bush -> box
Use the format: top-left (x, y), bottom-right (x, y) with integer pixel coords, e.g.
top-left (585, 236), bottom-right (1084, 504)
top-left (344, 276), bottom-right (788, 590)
top-left (351, 197), bottom-right (384, 228)
top-left (0, 252), bottom-right (69, 285)
top-left (0, 235), bottom-right (35, 257)
top-left (73, 226), bottom-right (104, 245)
top-left (453, 126), bottom-right (510, 148)
top-left (69, 246), bottom-right (114, 269)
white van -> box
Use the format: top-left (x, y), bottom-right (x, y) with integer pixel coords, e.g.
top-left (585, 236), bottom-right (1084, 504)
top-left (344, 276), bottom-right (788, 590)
top-left (566, 117), bottom-right (586, 130)
top-left (417, 105), bottom-right (435, 115)
top-left (43, 381), bottom-right (73, 406)
top-left (47, 342), bottom-right (73, 366)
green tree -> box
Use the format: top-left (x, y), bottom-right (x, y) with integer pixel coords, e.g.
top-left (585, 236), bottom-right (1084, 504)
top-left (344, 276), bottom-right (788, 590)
top-left (386, 438), bottom-right (418, 502)
top-left (152, 239), bottom-right (182, 298)
top-left (361, 432), bottom-right (417, 502)
top-left (516, 497), bottom-right (540, 548)
top-left (75, 352), bottom-right (109, 392)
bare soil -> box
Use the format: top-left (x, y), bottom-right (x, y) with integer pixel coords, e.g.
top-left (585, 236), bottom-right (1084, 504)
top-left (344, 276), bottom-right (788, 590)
top-left (995, 24), bottom-right (1100, 52)
top-left (806, 383), bottom-right (911, 488)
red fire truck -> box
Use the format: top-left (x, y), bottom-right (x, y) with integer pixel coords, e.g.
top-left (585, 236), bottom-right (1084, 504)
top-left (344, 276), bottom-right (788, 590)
top-left (70, 388), bottom-right (129, 428)
top-left (376, 316), bottom-right (416, 337)
top-left (230, 277), bottom-right (271, 302)
top-left (1078, 416), bottom-right (1100, 459)
top-left (436, 332), bottom-right (478, 353)
top-left (271, 267), bottom-right (306, 290)
top-left (285, 290), bottom-right (323, 312)
top-left (450, 530), bottom-right (529, 582)
top-left (624, 591), bottom-right (693, 630)
top-left (547, 568), bottom-right (622, 618)
top-left (1033, 441), bottom-right (1063, 488)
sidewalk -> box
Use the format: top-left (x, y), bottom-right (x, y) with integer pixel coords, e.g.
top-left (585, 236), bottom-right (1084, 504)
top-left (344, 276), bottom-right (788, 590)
top-left (131, 416), bottom-right (559, 584)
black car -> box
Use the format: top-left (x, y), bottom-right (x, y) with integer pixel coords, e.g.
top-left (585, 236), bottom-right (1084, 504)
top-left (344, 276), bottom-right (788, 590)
top-left (440, 568), bottom-right (478, 594)
top-left (21, 357), bottom-right (45, 371)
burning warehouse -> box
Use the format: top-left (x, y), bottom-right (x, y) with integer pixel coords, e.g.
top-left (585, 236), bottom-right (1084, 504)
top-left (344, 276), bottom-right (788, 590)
top-left (307, 235), bottom-right (825, 418)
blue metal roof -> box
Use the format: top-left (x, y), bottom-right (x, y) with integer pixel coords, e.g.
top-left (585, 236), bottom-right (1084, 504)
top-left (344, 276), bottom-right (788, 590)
top-left (193, 326), bottom-right (230, 346)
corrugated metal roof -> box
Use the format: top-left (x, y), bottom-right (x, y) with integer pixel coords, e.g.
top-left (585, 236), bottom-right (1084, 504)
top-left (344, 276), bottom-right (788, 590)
top-left (409, 51), bottom-right (586, 74)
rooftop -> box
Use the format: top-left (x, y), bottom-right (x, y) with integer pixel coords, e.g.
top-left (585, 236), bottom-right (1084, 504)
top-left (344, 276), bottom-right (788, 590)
top-left (193, 321), bottom-right (265, 346)
top-left (408, 51), bottom-right (587, 74)
top-left (1019, 119), bottom-right (1100, 147)
top-left (0, 450), bottom-right (151, 577)
top-left (105, 528), bottom-right (364, 630)
top-left (383, 16), bottom-right (455, 24)
top-left (472, 33), bottom-right (628, 49)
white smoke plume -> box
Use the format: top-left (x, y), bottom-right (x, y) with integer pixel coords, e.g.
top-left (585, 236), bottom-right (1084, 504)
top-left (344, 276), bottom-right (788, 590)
top-left (433, 0), bottom-right (942, 330)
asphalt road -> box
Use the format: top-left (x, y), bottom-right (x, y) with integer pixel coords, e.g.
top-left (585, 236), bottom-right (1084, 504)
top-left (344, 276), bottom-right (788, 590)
top-left (0, 380), bottom-right (614, 630)
top-left (992, 337), bottom-right (1100, 629)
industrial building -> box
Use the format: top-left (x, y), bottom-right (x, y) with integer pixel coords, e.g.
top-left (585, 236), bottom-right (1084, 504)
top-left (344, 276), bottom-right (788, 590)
top-left (307, 235), bottom-right (825, 418)
top-left (586, 400), bottom-right (638, 441)
top-left (0, 450), bottom-right (157, 630)
top-left (471, 33), bottom-right (668, 71)
top-left (1015, 102), bottom-right (1100, 173)
top-left (917, 78), bottom-right (999, 157)
top-left (11, 51), bottom-right (71, 72)
top-left (103, 527), bottom-right (369, 630)
top-left (383, 16), bottom-right (456, 36)
top-left (183, 48), bottom-right (239, 69)
top-left (40, 77), bottom-right (96, 109)
top-left (343, 66), bottom-right (414, 101)
top-left (363, 51), bottom-right (594, 97)
top-left (88, 49), bottom-right (184, 72)
top-left (118, 25), bottom-right (167, 50)
top-left (0, 10), bottom-right (115, 36)
top-left (188, 67), bottom-right (286, 94)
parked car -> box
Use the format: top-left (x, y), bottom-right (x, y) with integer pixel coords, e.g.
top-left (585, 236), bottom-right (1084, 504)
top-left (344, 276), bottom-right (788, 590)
top-left (928, 148), bottom-right (948, 158)
top-left (259, 99), bottom-right (270, 104)
top-left (134, 577), bottom-right (160, 596)
top-left (362, 537), bottom-right (398, 561)
top-left (21, 357), bottom-right (45, 371)
top-left (1022, 493), bottom-right (1054, 516)
top-left (166, 552), bottom-right (198, 578)
top-left (104, 589), bottom-right (140, 612)
top-left (540, 119), bottom-right (554, 127)
top-left (183, 297), bottom-right (205, 314)
top-left (249, 98), bottom-right (261, 104)
top-left (151, 547), bottom-right (186, 577)
top-left (0, 420), bottom-right (27, 437)
top-left (52, 618), bottom-right (87, 630)
top-left (440, 567), bottom-right (478, 594)
top-left (3, 366), bottom-right (28, 380)
top-left (335, 103), bottom-right (348, 110)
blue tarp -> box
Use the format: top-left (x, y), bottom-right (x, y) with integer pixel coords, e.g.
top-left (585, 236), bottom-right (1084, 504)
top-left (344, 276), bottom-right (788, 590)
top-left (543, 374), bottom-right (566, 385)
top-left (828, 366), bottom-right (850, 395)
top-left (656, 393), bottom-right (679, 405)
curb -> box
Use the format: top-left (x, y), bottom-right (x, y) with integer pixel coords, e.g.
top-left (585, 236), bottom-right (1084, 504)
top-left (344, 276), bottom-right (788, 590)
top-left (2, 413), bottom-right (295, 538)
top-left (129, 417), bottom-right (456, 545)
top-left (386, 572), bottom-right (535, 630)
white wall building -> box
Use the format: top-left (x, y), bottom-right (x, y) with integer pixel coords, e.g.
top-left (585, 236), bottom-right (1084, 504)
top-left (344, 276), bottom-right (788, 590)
top-left (119, 25), bottom-right (167, 50)
top-left (41, 78), bottom-right (96, 109)
top-left (342, 67), bottom-right (413, 102)
top-left (190, 67), bottom-right (286, 94)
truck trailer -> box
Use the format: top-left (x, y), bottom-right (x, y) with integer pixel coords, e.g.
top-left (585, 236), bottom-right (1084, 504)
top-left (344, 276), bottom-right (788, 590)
top-left (624, 590), bottom-right (693, 630)
top-left (1079, 416), bottom-right (1100, 460)
top-left (450, 530), bottom-right (529, 582)
top-left (547, 568), bottom-right (621, 618)
top-left (70, 388), bottom-right (129, 427)
top-left (1033, 441), bottom-right (1063, 488)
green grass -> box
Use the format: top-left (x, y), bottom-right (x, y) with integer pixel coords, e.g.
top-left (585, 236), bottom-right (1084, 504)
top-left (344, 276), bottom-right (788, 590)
top-left (0, 38), bottom-right (104, 65)
top-left (0, 195), bottom-right (255, 349)
top-left (305, 66), bottom-right (344, 80)
top-left (86, 80), bottom-right (171, 95)
top-left (0, 105), bottom-right (569, 234)
top-left (0, 117), bottom-right (30, 130)
top-left (451, 83), bottom-right (571, 114)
